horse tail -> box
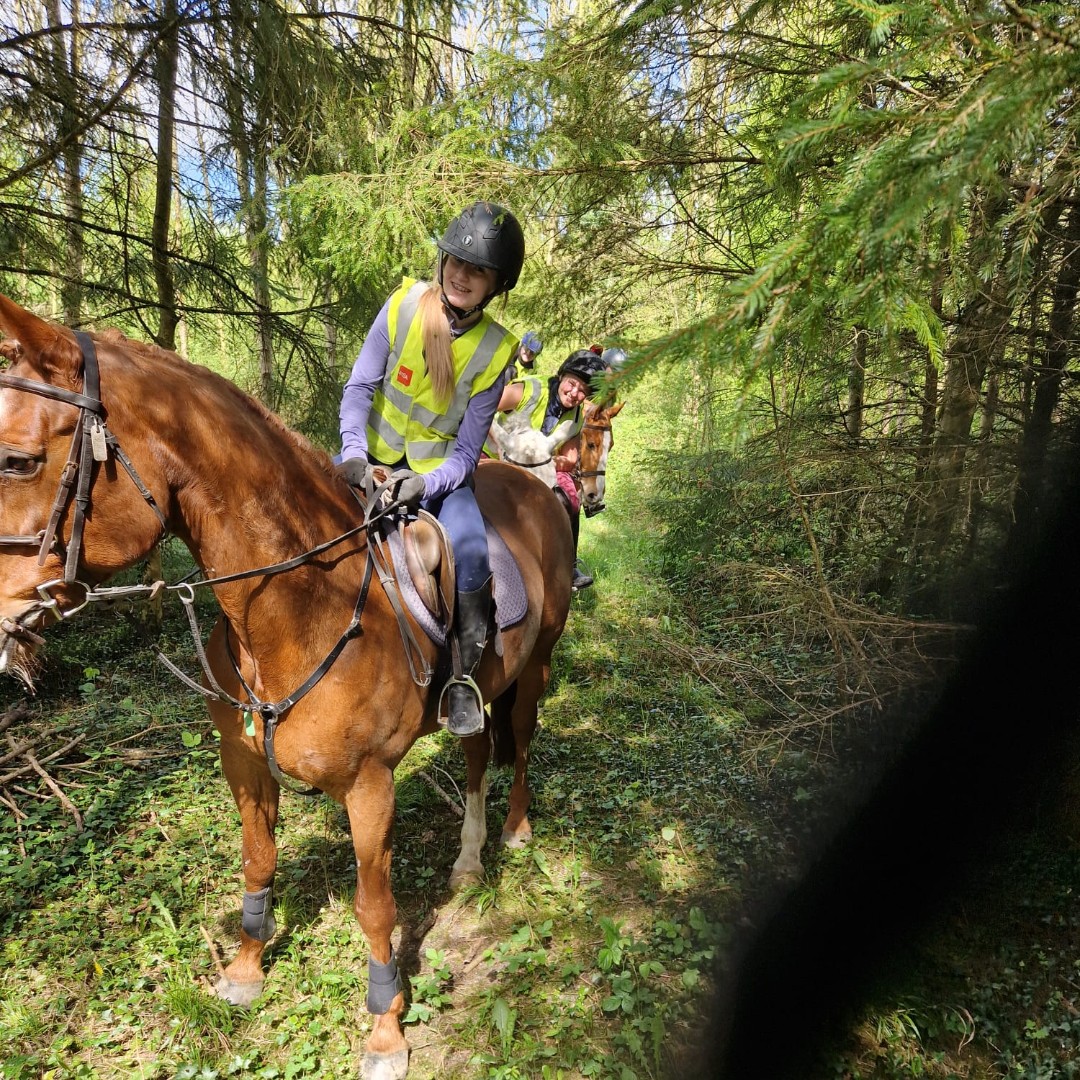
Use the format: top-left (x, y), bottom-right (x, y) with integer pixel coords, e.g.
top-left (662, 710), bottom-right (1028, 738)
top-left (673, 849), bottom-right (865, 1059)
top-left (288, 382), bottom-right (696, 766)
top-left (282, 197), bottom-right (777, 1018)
top-left (489, 681), bottom-right (518, 768)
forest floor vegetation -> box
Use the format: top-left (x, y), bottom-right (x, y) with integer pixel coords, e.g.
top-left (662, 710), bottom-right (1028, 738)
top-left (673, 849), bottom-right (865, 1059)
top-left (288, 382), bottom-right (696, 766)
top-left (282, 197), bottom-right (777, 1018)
top-left (1, 432), bottom-right (1077, 1079)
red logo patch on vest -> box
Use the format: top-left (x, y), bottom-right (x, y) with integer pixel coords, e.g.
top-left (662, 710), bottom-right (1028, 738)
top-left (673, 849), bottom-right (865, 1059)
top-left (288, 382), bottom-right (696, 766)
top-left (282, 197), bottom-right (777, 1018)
top-left (396, 365), bottom-right (413, 387)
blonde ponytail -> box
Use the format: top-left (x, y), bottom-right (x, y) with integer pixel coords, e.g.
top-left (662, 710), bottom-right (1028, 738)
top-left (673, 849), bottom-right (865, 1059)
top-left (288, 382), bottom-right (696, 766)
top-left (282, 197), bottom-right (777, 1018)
top-left (417, 281), bottom-right (454, 405)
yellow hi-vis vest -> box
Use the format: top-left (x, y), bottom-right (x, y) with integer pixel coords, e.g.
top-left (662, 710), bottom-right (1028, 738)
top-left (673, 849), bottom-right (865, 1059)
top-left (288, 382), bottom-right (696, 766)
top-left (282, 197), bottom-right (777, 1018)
top-left (485, 375), bottom-right (584, 458)
top-left (515, 376), bottom-right (585, 436)
top-left (366, 279), bottom-right (518, 473)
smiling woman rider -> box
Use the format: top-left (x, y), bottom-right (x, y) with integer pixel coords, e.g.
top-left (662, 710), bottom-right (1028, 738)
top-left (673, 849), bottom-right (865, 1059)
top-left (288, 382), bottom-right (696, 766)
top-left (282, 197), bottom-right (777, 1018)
top-left (495, 349), bottom-right (608, 591)
top-left (337, 200), bottom-right (525, 737)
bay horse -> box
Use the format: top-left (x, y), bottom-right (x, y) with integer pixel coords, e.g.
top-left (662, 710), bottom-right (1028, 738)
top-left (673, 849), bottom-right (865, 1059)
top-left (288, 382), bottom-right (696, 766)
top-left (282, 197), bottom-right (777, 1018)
top-left (577, 399), bottom-right (625, 516)
top-left (0, 294), bottom-right (573, 1080)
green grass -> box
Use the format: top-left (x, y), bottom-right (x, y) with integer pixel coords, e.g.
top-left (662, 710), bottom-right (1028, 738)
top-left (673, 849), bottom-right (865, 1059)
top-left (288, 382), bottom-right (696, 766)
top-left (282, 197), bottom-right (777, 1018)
top-left (0, 472), bottom-right (771, 1079)
top-left (2, 405), bottom-right (1078, 1078)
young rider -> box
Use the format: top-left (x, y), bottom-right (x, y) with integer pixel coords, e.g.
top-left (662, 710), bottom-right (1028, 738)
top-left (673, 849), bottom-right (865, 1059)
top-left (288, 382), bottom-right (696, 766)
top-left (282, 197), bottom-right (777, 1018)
top-left (510, 330), bottom-right (542, 377)
top-left (337, 200), bottom-right (524, 737)
top-left (496, 349), bottom-right (608, 590)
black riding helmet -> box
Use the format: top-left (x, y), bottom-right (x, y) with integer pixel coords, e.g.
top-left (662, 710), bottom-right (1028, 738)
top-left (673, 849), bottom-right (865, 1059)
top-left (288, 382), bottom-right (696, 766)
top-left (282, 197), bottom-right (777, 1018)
top-left (557, 349), bottom-right (608, 392)
top-left (437, 201), bottom-right (526, 294)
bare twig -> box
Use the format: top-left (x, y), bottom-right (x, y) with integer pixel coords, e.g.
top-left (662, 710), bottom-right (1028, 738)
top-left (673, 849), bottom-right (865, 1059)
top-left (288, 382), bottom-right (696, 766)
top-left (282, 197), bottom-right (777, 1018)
top-left (0, 739), bottom-right (40, 769)
top-left (0, 733), bottom-right (87, 784)
top-left (418, 769), bottom-right (464, 817)
top-left (0, 788), bottom-right (28, 856)
top-left (0, 701), bottom-right (32, 736)
top-left (199, 924), bottom-right (228, 980)
top-left (0, 786), bottom-right (26, 820)
top-left (24, 750), bottom-right (84, 831)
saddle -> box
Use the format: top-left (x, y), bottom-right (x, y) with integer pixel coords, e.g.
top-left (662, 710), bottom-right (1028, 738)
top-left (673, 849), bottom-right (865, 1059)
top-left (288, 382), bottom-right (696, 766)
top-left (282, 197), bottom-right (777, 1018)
top-left (378, 509), bottom-right (528, 649)
top-left (399, 510), bottom-right (455, 628)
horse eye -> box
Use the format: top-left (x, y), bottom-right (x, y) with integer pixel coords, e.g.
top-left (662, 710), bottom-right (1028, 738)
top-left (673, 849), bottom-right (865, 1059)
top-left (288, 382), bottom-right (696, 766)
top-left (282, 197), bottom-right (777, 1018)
top-left (0, 451), bottom-right (42, 478)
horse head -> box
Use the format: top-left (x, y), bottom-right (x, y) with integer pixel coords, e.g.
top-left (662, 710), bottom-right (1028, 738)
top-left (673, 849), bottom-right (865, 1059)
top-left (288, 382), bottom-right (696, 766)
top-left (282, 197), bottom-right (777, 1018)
top-left (578, 399), bottom-right (625, 513)
top-left (0, 296), bottom-right (176, 685)
top-left (489, 412), bottom-right (577, 490)
top-left (0, 293), bottom-right (352, 689)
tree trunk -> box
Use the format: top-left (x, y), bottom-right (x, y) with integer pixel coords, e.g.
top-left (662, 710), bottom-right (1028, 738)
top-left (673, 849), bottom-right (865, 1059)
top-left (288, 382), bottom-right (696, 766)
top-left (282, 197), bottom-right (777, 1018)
top-left (1010, 195), bottom-right (1080, 553)
top-left (44, 0), bottom-right (84, 324)
top-left (220, 2), bottom-right (275, 405)
top-left (923, 190), bottom-right (1015, 548)
top-left (152, 0), bottom-right (180, 350)
top-left (844, 325), bottom-right (866, 439)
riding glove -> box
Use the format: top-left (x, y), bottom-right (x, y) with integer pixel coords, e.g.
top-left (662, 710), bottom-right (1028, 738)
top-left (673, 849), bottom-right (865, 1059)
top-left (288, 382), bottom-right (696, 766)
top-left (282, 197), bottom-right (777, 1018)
top-left (337, 457), bottom-right (376, 489)
top-left (387, 469), bottom-right (425, 512)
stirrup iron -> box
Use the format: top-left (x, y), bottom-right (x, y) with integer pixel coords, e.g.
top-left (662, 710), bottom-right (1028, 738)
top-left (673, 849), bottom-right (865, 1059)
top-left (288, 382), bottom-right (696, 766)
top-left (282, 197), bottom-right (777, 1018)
top-left (439, 673), bottom-right (485, 736)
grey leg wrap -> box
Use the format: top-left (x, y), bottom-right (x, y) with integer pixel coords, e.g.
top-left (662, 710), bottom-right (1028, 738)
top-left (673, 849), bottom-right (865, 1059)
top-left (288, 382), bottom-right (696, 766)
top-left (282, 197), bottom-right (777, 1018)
top-left (241, 885), bottom-right (276, 942)
top-left (366, 948), bottom-right (403, 1014)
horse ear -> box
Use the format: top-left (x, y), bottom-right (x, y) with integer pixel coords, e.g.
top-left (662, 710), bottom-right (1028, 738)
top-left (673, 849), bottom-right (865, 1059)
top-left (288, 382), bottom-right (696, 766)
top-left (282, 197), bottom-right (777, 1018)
top-left (0, 293), bottom-right (82, 388)
top-left (607, 401), bottom-right (625, 418)
top-left (487, 423), bottom-right (504, 456)
top-left (550, 416), bottom-right (577, 446)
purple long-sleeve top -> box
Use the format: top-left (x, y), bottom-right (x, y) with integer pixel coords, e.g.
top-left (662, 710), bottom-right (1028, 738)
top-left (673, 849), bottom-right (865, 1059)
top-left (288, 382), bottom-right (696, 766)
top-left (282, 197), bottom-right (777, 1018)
top-left (339, 298), bottom-right (508, 503)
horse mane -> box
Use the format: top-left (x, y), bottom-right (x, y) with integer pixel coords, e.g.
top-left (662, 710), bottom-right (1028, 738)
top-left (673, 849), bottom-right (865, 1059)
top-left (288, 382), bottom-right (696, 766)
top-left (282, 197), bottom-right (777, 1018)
top-left (95, 327), bottom-right (339, 478)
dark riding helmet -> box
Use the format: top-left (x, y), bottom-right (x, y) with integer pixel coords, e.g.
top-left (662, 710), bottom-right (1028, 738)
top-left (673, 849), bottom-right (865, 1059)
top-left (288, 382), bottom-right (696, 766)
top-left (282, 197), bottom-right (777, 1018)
top-left (557, 349), bottom-right (608, 392)
top-left (437, 201), bottom-right (526, 293)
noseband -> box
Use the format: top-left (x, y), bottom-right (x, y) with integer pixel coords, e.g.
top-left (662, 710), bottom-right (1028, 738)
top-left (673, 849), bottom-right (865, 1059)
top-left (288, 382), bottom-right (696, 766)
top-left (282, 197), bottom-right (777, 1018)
top-left (504, 452), bottom-right (554, 469)
top-left (0, 332), bottom-right (167, 617)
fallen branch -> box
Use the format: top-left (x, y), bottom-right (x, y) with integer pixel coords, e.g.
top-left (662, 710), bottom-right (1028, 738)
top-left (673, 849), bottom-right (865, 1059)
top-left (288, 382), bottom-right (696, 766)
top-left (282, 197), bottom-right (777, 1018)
top-left (0, 701), bottom-right (31, 736)
top-left (0, 732), bottom-right (87, 784)
top-left (24, 749), bottom-right (84, 831)
top-left (0, 787), bottom-right (27, 857)
top-left (0, 721), bottom-right (89, 829)
top-left (419, 769), bottom-right (464, 817)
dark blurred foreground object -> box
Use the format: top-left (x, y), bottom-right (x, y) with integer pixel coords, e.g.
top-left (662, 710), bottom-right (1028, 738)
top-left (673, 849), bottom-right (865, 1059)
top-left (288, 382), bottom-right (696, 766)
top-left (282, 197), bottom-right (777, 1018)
top-left (701, 436), bottom-right (1080, 1079)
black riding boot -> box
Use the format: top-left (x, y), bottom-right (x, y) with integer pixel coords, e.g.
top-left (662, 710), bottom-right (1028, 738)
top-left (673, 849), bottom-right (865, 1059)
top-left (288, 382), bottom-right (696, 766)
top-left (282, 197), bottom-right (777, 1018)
top-left (556, 490), bottom-right (593, 591)
top-left (444, 579), bottom-right (492, 737)
top-left (569, 509), bottom-right (593, 591)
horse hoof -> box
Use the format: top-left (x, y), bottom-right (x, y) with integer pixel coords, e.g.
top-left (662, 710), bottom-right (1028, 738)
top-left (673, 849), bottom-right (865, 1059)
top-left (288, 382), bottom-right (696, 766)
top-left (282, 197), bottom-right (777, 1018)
top-left (360, 1048), bottom-right (409, 1080)
top-left (448, 864), bottom-right (482, 892)
top-left (214, 975), bottom-right (264, 1007)
top-left (500, 826), bottom-right (532, 849)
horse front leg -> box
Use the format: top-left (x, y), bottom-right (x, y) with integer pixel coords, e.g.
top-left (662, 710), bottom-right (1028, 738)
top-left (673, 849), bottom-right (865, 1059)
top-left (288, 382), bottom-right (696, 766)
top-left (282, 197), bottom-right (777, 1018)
top-left (214, 715), bottom-right (280, 1007)
top-left (345, 761), bottom-right (409, 1080)
top-left (449, 729), bottom-right (492, 889)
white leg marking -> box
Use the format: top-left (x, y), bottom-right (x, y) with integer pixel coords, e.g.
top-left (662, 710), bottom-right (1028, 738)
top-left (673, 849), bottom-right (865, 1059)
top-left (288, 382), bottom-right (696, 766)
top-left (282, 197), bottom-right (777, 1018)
top-left (450, 774), bottom-right (488, 885)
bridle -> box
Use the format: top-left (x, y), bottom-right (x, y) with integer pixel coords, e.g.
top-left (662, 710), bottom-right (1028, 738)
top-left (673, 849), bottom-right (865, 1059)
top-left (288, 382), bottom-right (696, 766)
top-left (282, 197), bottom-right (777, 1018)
top-left (0, 331), bottom-right (168, 616)
top-left (573, 420), bottom-right (612, 483)
top-left (0, 333), bottom-right (432, 794)
top-left (573, 418), bottom-right (613, 518)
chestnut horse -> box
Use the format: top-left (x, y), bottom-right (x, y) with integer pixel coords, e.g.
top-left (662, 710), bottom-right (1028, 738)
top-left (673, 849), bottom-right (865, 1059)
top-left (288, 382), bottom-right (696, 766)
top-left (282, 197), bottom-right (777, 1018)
top-left (577, 399), bottom-right (625, 516)
top-left (0, 294), bottom-right (573, 1080)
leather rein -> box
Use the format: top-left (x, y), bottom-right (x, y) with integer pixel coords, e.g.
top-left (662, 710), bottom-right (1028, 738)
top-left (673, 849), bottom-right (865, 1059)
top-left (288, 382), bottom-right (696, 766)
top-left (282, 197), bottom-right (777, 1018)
top-left (0, 334), bottom-right (431, 795)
